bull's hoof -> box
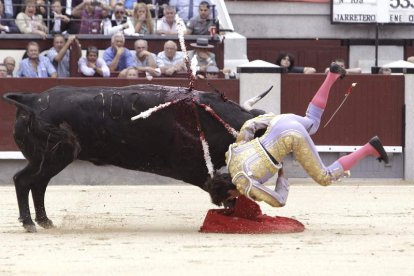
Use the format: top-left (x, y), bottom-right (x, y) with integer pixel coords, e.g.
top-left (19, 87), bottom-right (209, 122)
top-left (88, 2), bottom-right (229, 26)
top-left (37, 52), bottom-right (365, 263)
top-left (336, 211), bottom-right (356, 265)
top-left (35, 218), bottom-right (55, 229)
top-left (23, 223), bottom-right (37, 233)
top-left (19, 216), bottom-right (37, 232)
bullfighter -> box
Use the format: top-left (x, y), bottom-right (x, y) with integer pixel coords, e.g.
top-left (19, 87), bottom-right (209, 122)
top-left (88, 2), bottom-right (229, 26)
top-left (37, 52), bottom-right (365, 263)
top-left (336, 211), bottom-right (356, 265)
top-left (207, 63), bottom-right (389, 207)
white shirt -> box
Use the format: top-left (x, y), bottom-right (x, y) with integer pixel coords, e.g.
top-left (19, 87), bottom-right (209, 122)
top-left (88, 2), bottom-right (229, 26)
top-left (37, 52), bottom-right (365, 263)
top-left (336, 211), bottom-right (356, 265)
top-left (156, 17), bottom-right (186, 34)
top-left (78, 56), bottom-right (110, 77)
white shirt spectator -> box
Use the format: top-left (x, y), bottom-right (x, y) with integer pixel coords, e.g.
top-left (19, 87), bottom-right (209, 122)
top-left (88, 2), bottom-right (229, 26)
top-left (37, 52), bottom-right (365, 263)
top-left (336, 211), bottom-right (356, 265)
top-left (78, 56), bottom-right (110, 77)
top-left (156, 51), bottom-right (185, 68)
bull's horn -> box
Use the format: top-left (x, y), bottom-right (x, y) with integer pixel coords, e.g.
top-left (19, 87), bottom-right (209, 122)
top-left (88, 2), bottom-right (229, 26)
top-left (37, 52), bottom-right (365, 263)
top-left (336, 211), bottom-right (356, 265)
top-left (242, 86), bottom-right (273, 111)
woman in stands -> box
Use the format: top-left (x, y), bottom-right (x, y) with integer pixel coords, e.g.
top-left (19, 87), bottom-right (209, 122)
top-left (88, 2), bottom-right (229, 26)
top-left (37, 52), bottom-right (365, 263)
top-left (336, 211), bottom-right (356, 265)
top-left (15, 0), bottom-right (48, 38)
top-left (276, 52), bottom-right (316, 74)
top-left (131, 2), bottom-right (154, 35)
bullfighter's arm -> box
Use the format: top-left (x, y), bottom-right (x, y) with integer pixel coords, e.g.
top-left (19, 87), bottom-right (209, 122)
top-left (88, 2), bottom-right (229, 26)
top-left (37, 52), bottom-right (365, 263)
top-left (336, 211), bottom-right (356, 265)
top-left (236, 113), bottom-right (275, 143)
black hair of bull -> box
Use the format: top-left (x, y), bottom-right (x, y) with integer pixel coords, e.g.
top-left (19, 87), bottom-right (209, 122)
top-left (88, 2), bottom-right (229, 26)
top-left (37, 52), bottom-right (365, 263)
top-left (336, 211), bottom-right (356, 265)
top-left (205, 172), bottom-right (237, 207)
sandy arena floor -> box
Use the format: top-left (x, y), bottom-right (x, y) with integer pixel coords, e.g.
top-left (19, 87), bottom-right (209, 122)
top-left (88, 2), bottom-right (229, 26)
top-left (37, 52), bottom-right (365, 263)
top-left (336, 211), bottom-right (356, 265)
top-left (1, 180), bottom-right (414, 276)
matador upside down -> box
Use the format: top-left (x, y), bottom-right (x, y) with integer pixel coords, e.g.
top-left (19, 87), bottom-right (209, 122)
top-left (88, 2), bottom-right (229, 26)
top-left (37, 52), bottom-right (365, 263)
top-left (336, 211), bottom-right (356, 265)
top-left (207, 63), bottom-right (389, 207)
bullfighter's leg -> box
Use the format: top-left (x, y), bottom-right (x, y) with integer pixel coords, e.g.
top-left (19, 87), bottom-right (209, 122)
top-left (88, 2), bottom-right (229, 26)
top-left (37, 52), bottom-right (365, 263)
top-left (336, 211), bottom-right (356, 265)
top-left (266, 121), bottom-right (388, 185)
top-left (292, 62), bottom-right (346, 135)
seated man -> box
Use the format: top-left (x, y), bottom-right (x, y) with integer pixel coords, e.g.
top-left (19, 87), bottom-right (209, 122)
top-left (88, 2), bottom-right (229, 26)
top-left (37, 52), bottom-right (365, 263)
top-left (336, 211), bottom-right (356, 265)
top-left (0, 63), bottom-right (7, 77)
top-left (186, 0), bottom-right (215, 35)
top-left (132, 39), bottom-right (160, 77)
top-left (0, 0), bottom-right (20, 34)
top-left (206, 63), bottom-right (389, 208)
top-left (105, 2), bottom-right (134, 36)
top-left (46, 34), bottom-right (81, 77)
top-left (156, 5), bottom-right (185, 35)
top-left (170, 0), bottom-right (211, 23)
top-left (72, 0), bottom-right (111, 34)
top-left (49, 0), bottom-right (71, 34)
top-left (156, 40), bottom-right (186, 76)
top-left (78, 46), bottom-right (110, 77)
top-left (3, 56), bottom-right (16, 77)
top-left (103, 31), bottom-right (136, 72)
top-left (188, 38), bottom-right (217, 73)
top-left (17, 41), bottom-right (57, 78)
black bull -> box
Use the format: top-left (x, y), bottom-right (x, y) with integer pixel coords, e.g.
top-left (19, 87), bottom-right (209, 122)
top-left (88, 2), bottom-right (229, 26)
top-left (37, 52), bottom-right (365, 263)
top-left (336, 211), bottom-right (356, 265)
top-left (3, 84), bottom-right (265, 232)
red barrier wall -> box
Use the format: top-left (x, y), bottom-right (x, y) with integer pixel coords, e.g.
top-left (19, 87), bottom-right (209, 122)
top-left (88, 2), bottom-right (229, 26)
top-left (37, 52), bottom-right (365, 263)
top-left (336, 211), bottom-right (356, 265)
top-left (0, 78), bottom-right (239, 151)
top-left (0, 74), bottom-right (404, 150)
top-left (281, 74), bottom-right (404, 146)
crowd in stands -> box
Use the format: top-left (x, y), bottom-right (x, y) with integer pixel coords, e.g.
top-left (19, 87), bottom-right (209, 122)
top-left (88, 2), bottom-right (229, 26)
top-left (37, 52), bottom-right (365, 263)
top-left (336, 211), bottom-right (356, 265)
top-left (1, 1), bottom-right (407, 79)
top-left (0, 0), bottom-right (229, 78)
top-left (1, 32), bottom-right (220, 78)
top-left (0, 0), bottom-right (218, 36)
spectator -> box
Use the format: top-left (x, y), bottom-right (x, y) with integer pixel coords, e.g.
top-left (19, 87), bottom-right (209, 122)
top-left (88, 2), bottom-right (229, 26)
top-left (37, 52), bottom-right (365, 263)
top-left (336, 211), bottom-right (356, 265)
top-left (131, 2), bottom-right (154, 35)
top-left (16, 0), bottom-right (49, 39)
top-left (121, 66), bottom-right (140, 79)
top-left (378, 67), bottom-right (392, 75)
top-left (103, 31), bottom-right (135, 72)
top-left (0, 0), bottom-right (20, 34)
top-left (188, 37), bottom-right (216, 73)
top-left (156, 5), bottom-right (184, 35)
top-left (156, 40), bottom-right (186, 76)
top-left (104, 2), bottom-right (135, 35)
top-left (137, 0), bottom-right (169, 19)
top-left (17, 41), bottom-right (57, 77)
top-left (78, 46), bottom-right (110, 77)
top-left (72, 0), bottom-right (111, 34)
top-left (324, 58), bottom-right (362, 74)
top-left (205, 65), bottom-right (219, 79)
top-left (276, 52), bottom-right (316, 74)
top-left (35, 0), bottom-right (47, 18)
top-left (49, 0), bottom-right (71, 34)
top-left (132, 39), bottom-right (161, 76)
top-left (170, 0), bottom-right (211, 22)
top-left (186, 0), bottom-right (214, 35)
top-left (47, 34), bottom-right (81, 77)
top-left (0, 63), bottom-right (7, 77)
top-left (59, 0), bottom-right (83, 34)
top-left (3, 56), bottom-right (16, 77)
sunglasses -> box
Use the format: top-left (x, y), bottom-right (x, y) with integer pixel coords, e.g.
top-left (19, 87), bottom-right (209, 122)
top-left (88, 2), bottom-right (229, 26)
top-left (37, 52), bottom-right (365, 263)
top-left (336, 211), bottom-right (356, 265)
top-left (115, 11), bottom-right (125, 14)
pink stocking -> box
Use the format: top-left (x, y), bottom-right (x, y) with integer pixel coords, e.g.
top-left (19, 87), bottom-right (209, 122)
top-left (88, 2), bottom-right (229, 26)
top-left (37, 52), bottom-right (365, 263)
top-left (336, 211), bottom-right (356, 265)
top-left (311, 72), bottom-right (341, 109)
top-left (338, 143), bottom-right (380, 171)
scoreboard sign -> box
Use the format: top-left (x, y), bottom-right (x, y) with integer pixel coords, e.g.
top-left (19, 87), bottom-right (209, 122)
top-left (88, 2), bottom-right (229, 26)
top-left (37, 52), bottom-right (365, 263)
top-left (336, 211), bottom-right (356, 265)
top-left (331, 0), bottom-right (414, 24)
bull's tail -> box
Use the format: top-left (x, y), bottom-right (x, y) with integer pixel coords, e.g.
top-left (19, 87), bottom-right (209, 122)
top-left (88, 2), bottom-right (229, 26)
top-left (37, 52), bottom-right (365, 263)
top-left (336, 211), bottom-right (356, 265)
top-left (4, 92), bottom-right (81, 162)
top-left (3, 93), bottom-right (37, 114)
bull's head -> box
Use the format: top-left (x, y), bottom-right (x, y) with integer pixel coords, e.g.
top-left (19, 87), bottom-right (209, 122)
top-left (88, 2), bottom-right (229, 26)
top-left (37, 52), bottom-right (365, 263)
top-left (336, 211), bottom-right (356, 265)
top-left (205, 172), bottom-right (237, 208)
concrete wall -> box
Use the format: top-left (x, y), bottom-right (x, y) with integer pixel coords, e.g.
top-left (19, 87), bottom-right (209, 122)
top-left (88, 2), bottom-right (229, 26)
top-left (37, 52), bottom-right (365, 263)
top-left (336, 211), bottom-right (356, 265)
top-left (225, 2), bottom-right (414, 39)
top-left (225, 1), bottom-right (412, 80)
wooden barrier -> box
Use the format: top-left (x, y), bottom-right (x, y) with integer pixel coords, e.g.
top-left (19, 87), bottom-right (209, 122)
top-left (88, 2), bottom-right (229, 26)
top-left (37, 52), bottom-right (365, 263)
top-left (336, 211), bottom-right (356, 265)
top-left (281, 74), bottom-right (404, 146)
top-left (0, 74), bottom-right (404, 151)
top-left (0, 78), bottom-right (239, 151)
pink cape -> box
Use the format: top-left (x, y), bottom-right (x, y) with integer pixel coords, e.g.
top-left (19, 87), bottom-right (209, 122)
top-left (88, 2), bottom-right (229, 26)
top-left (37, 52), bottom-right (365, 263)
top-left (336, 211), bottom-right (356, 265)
top-left (200, 196), bottom-right (305, 234)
